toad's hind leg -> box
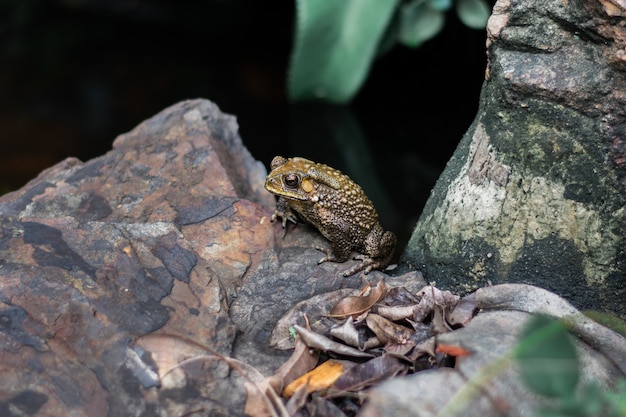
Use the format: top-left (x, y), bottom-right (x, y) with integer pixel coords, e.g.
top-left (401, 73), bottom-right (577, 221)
top-left (315, 241), bottom-right (351, 265)
top-left (342, 254), bottom-right (389, 277)
top-left (342, 227), bottom-right (396, 276)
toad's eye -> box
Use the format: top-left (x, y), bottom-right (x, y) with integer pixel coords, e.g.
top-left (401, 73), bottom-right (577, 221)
top-left (284, 174), bottom-right (299, 188)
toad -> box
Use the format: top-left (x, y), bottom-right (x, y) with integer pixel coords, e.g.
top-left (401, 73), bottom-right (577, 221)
top-left (265, 156), bottom-right (396, 276)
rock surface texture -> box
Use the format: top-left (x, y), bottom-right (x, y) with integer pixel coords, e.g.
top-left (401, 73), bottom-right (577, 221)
top-left (401, 0), bottom-right (626, 317)
top-left (0, 98), bottom-right (624, 416)
top-left (0, 99), bottom-right (388, 416)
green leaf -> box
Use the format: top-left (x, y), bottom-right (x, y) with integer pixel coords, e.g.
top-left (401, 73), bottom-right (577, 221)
top-left (375, 9), bottom-right (401, 57)
top-left (428, 0), bottom-right (452, 11)
top-left (603, 378), bottom-right (626, 417)
top-left (288, 0), bottom-right (399, 103)
top-left (398, 0), bottom-right (445, 48)
top-left (456, 0), bottom-right (491, 29)
top-left (515, 315), bottom-right (580, 399)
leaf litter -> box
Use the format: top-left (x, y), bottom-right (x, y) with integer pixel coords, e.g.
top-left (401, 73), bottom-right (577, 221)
top-left (131, 282), bottom-right (626, 417)
top-left (246, 280), bottom-right (467, 417)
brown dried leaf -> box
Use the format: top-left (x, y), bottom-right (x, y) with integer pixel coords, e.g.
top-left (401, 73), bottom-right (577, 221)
top-left (271, 335), bottom-right (320, 393)
top-left (331, 356), bottom-right (408, 392)
top-left (282, 360), bottom-right (346, 398)
top-left (384, 321), bottom-right (434, 362)
top-left (293, 324), bottom-right (374, 358)
top-left (365, 314), bottom-right (414, 344)
top-left (408, 337), bottom-right (437, 363)
top-left (420, 285), bottom-right (461, 306)
top-left (284, 383), bottom-right (310, 416)
top-left (382, 286), bottom-right (421, 306)
top-left (134, 334), bottom-right (210, 380)
top-left (383, 340), bottom-right (417, 357)
top-left (329, 316), bottom-right (382, 350)
top-left (270, 288), bottom-right (356, 350)
top-left (244, 379), bottom-right (286, 417)
top-left (306, 396), bottom-right (351, 417)
top-left (447, 292), bottom-right (478, 327)
top-left (413, 285), bottom-right (461, 322)
top-left (432, 304), bottom-right (453, 335)
top-left (329, 280), bottom-right (388, 318)
top-left (374, 304), bottom-right (420, 321)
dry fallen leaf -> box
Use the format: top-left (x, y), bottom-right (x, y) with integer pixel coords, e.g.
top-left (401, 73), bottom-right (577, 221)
top-left (284, 383), bottom-right (310, 416)
top-left (382, 286), bottom-right (421, 306)
top-left (329, 316), bottom-right (382, 351)
top-left (331, 355), bottom-right (408, 393)
top-left (436, 343), bottom-right (472, 357)
top-left (270, 335), bottom-right (320, 393)
top-left (366, 313), bottom-right (415, 344)
top-left (414, 285), bottom-right (461, 322)
top-left (408, 337), bottom-right (437, 364)
top-left (293, 324), bottom-right (375, 358)
top-left (432, 303), bottom-right (453, 334)
top-left (270, 288), bottom-right (357, 350)
top-left (447, 292), bottom-right (478, 327)
top-left (329, 280), bottom-right (388, 318)
top-left (282, 360), bottom-right (346, 398)
top-left (244, 379), bottom-right (288, 417)
top-left (134, 334), bottom-right (210, 381)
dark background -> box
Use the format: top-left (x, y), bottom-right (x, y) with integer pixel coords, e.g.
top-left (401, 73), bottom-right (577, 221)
top-left (1, 0), bottom-right (491, 249)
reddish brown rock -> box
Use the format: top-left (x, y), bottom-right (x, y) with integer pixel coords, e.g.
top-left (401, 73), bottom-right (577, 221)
top-left (0, 99), bottom-right (386, 416)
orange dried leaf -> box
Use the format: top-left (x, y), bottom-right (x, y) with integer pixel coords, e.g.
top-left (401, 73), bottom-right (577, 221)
top-left (358, 282), bottom-right (372, 296)
top-left (329, 280), bottom-right (388, 318)
top-left (436, 343), bottom-right (472, 357)
top-left (282, 360), bottom-right (345, 398)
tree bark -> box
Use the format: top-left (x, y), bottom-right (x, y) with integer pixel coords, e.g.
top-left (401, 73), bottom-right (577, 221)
top-left (400, 0), bottom-right (626, 317)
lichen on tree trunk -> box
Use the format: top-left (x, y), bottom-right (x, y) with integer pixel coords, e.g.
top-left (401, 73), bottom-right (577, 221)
top-left (400, 0), bottom-right (626, 317)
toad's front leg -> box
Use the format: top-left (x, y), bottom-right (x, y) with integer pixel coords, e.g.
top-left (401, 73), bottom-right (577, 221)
top-left (271, 197), bottom-right (299, 228)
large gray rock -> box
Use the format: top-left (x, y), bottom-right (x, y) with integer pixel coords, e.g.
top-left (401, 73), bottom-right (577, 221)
top-left (400, 0), bottom-right (626, 318)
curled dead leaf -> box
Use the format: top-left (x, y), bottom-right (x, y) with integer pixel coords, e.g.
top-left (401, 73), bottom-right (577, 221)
top-left (329, 316), bottom-right (382, 351)
top-left (271, 335), bottom-right (320, 393)
top-left (432, 304), bottom-right (453, 334)
top-left (414, 285), bottom-right (461, 322)
top-left (331, 356), bottom-right (408, 393)
top-left (366, 314), bottom-right (414, 345)
top-left (270, 288), bottom-right (356, 350)
top-left (446, 292), bottom-right (478, 327)
top-left (293, 324), bottom-right (375, 358)
top-left (382, 286), bottom-right (421, 306)
top-left (374, 304), bottom-right (420, 321)
top-left (329, 280), bottom-right (388, 318)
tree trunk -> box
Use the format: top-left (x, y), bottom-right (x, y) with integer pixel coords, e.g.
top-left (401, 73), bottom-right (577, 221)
top-left (400, 0), bottom-right (626, 317)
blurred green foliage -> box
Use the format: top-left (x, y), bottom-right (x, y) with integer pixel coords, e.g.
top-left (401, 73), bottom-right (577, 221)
top-left (288, 0), bottom-right (491, 103)
top-left (515, 315), bottom-right (626, 417)
top-left (515, 314), bottom-right (580, 399)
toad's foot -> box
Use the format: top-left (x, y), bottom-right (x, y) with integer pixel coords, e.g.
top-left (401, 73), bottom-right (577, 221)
top-left (271, 210), bottom-right (298, 228)
top-left (315, 244), bottom-right (350, 265)
top-left (341, 254), bottom-right (392, 277)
